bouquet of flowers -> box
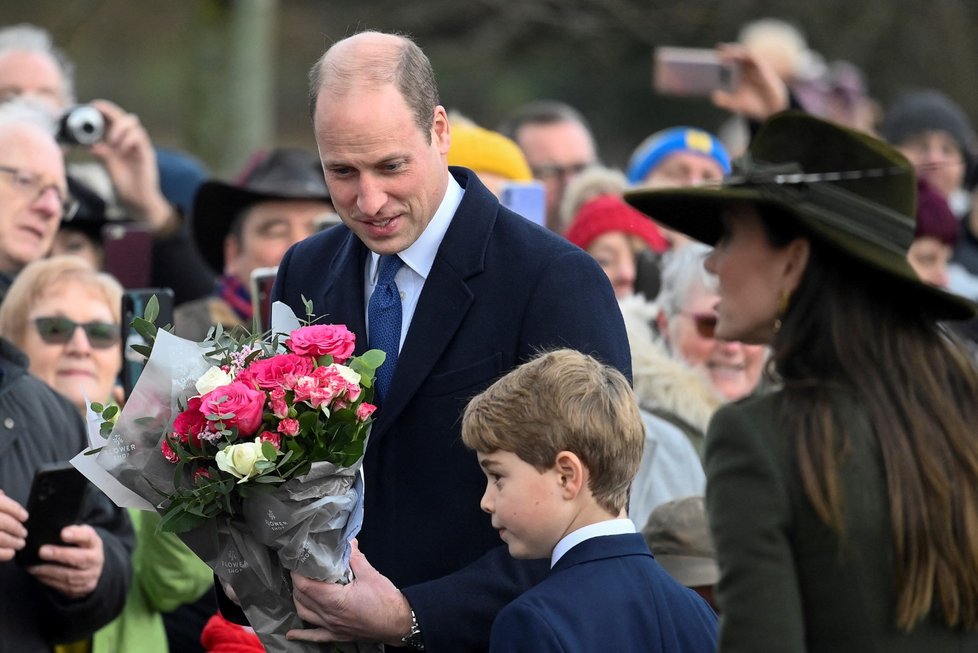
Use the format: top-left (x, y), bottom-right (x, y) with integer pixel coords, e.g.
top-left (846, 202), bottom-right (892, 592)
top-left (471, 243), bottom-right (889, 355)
top-left (88, 298), bottom-right (383, 653)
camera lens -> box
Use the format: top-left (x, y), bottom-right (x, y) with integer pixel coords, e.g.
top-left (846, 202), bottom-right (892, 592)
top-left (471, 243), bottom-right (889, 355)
top-left (57, 105), bottom-right (106, 146)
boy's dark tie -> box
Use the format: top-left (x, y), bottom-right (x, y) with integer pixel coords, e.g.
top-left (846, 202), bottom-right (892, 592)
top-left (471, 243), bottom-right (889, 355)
top-left (368, 254), bottom-right (404, 402)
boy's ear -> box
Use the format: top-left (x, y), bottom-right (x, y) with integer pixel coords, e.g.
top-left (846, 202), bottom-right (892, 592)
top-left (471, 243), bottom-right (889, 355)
top-left (554, 451), bottom-right (585, 500)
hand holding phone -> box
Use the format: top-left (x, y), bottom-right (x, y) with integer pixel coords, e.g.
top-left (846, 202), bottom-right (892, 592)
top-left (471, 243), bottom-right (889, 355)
top-left (14, 463), bottom-right (88, 568)
top-left (654, 46), bottom-right (741, 97)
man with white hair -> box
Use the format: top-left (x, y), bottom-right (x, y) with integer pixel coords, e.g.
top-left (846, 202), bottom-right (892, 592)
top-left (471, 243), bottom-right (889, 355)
top-left (0, 23), bottom-right (215, 304)
top-left (0, 100), bottom-right (71, 301)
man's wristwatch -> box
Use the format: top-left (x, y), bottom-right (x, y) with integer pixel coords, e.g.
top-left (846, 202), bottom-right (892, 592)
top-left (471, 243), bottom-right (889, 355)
top-left (400, 609), bottom-right (425, 650)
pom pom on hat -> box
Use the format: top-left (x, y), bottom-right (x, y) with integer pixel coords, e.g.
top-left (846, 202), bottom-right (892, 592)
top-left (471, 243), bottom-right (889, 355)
top-left (566, 194), bottom-right (669, 253)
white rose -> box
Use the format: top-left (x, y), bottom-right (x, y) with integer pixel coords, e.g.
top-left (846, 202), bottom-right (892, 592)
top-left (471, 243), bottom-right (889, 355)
top-left (215, 439), bottom-right (267, 483)
top-left (330, 364), bottom-right (361, 386)
top-left (196, 366), bottom-right (234, 396)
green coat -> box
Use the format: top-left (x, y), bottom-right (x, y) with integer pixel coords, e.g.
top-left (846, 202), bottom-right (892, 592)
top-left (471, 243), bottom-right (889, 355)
top-left (705, 389), bottom-right (978, 652)
top-left (92, 510), bottom-right (213, 653)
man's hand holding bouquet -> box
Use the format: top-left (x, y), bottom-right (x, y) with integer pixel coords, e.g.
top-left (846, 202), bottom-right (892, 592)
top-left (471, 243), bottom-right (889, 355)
top-left (88, 297), bottom-right (384, 653)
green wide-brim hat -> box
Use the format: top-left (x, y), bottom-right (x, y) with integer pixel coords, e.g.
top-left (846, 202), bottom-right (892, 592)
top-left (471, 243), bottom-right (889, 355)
top-left (624, 111), bottom-right (977, 321)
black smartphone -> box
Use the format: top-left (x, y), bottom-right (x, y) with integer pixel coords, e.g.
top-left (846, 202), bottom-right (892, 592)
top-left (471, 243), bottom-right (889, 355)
top-left (121, 288), bottom-right (175, 397)
top-left (250, 266), bottom-right (278, 333)
top-left (102, 223), bottom-right (153, 289)
top-left (15, 463), bottom-right (89, 567)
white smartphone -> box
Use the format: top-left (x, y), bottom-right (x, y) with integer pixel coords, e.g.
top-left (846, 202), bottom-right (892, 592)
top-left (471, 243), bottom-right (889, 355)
top-left (653, 47), bottom-right (741, 97)
top-left (500, 181), bottom-right (546, 227)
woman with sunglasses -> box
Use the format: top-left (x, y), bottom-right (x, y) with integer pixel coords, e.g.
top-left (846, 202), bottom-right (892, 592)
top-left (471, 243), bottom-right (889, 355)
top-left (627, 112), bottom-right (978, 651)
top-left (0, 255), bottom-right (212, 653)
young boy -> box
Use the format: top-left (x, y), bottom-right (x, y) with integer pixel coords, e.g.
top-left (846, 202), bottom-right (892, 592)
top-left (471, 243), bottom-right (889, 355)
top-left (462, 349), bottom-right (718, 652)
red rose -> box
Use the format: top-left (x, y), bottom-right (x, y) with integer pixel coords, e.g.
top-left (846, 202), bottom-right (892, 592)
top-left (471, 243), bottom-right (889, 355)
top-left (172, 396), bottom-right (208, 446)
top-left (286, 324), bottom-right (356, 363)
top-left (199, 381), bottom-right (266, 437)
top-left (238, 353), bottom-right (315, 390)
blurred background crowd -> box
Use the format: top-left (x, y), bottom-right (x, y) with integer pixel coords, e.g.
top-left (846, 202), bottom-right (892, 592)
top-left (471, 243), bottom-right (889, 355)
top-left (3, 2), bottom-right (978, 651)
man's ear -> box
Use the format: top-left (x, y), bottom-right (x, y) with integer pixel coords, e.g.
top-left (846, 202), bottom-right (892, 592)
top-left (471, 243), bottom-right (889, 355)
top-left (781, 237), bottom-right (810, 294)
top-left (431, 105), bottom-right (451, 155)
top-left (554, 451), bottom-right (585, 500)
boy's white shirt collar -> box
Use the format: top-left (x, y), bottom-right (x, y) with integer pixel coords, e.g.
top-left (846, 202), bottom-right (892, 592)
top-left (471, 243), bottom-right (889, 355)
top-left (368, 174), bottom-right (463, 281)
top-left (550, 518), bottom-right (636, 568)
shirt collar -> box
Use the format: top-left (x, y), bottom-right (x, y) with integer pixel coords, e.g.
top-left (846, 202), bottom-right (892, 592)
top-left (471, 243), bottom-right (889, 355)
top-left (550, 518), bottom-right (636, 568)
top-left (369, 174), bottom-right (464, 281)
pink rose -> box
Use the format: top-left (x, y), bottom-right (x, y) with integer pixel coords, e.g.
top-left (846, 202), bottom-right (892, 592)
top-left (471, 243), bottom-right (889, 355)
top-left (293, 376), bottom-right (339, 410)
top-left (259, 430), bottom-right (282, 449)
top-left (161, 438), bottom-right (179, 464)
top-left (356, 402), bottom-right (376, 421)
top-left (199, 381), bottom-right (266, 437)
top-left (172, 396), bottom-right (208, 447)
top-left (277, 418), bottom-right (300, 437)
top-left (286, 324), bottom-right (356, 363)
top-left (238, 354), bottom-right (315, 390)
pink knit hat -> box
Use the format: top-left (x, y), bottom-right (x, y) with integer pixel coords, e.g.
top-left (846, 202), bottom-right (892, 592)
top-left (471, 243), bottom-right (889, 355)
top-left (566, 194), bottom-right (669, 253)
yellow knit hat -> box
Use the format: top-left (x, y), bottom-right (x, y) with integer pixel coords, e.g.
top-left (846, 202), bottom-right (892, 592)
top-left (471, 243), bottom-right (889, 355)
top-left (448, 122), bottom-right (533, 182)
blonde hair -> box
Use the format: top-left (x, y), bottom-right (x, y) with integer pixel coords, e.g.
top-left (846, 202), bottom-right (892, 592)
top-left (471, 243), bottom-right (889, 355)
top-left (461, 349), bottom-right (643, 513)
top-left (0, 256), bottom-right (123, 348)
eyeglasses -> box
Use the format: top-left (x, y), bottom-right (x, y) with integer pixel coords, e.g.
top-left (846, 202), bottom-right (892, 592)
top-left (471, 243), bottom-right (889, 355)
top-left (681, 311), bottom-right (718, 339)
top-left (0, 165), bottom-right (79, 220)
top-left (34, 316), bottom-right (120, 349)
top-left (531, 162), bottom-right (592, 182)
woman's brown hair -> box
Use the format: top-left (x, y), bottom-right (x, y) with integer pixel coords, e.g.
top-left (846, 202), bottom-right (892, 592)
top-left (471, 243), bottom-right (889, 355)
top-left (763, 209), bottom-right (978, 631)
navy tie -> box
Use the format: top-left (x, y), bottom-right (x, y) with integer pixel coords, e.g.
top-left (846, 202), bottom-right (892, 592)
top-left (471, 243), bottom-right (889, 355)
top-left (368, 255), bottom-right (404, 402)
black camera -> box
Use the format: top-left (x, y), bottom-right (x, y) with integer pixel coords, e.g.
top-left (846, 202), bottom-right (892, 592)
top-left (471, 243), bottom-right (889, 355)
top-left (56, 104), bottom-right (106, 146)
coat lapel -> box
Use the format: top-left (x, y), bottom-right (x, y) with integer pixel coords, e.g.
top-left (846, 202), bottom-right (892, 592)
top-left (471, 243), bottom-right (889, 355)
top-left (370, 169), bottom-right (496, 442)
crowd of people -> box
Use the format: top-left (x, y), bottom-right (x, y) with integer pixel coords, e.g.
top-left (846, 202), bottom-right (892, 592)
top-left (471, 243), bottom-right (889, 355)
top-left (0, 14), bottom-right (977, 653)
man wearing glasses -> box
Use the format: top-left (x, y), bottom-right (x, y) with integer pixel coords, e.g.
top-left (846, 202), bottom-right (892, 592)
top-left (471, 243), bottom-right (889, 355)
top-left (0, 99), bottom-right (73, 303)
top-left (498, 100), bottom-right (598, 234)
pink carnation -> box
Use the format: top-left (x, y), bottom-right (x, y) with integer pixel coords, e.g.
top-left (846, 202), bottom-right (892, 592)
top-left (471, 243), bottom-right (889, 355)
top-left (199, 381), bottom-right (266, 437)
top-left (194, 468), bottom-right (212, 484)
top-left (293, 375), bottom-right (339, 410)
top-left (269, 387), bottom-right (288, 419)
top-left (260, 430), bottom-right (282, 449)
top-left (286, 324), bottom-right (356, 363)
top-left (277, 418), bottom-right (300, 437)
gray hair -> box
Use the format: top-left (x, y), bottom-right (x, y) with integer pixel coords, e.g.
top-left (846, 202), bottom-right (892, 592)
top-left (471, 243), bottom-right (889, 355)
top-left (0, 95), bottom-right (57, 135)
top-left (655, 243), bottom-right (717, 319)
top-left (0, 24), bottom-right (75, 106)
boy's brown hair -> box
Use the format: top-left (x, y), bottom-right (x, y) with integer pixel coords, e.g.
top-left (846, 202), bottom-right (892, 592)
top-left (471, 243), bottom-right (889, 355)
top-left (462, 349), bottom-right (643, 514)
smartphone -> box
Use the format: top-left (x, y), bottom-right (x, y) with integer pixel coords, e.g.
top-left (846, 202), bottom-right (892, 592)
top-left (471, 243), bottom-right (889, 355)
top-left (249, 266), bottom-right (278, 333)
top-left (653, 47), bottom-right (741, 97)
top-left (121, 288), bottom-right (175, 396)
top-left (500, 181), bottom-right (546, 227)
top-left (15, 463), bottom-right (89, 567)
top-left (102, 223), bottom-right (153, 289)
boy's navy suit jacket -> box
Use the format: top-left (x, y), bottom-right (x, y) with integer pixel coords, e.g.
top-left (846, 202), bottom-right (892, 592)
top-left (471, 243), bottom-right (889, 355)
top-left (490, 533), bottom-right (719, 652)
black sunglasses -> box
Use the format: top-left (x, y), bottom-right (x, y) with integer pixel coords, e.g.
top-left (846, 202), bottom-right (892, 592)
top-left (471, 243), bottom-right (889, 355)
top-left (33, 316), bottom-right (120, 349)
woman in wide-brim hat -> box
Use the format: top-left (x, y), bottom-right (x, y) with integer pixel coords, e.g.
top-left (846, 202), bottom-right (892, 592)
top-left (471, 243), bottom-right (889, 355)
top-left (626, 111), bottom-right (978, 652)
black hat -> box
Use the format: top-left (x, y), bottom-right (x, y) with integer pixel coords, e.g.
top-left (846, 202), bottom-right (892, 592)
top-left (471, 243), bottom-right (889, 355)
top-left (882, 90), bottom-right (976, 171)
top-left (625, 112), bottom-right (977, 321)
top-left (191, 148), bottom-right (331, 274)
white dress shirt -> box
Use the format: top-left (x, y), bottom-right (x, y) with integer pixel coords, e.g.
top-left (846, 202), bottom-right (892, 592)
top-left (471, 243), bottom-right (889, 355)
top-left (550, 518), bottom-right (637, 568)
top-left (363, 175), bottom-right (464, 351)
